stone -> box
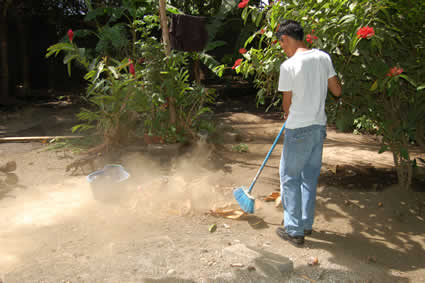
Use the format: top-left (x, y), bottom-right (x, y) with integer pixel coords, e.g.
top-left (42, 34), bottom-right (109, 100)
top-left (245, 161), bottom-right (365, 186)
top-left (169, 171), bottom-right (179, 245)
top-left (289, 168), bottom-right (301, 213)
top-left (0, 160), bottom-right (16, 173)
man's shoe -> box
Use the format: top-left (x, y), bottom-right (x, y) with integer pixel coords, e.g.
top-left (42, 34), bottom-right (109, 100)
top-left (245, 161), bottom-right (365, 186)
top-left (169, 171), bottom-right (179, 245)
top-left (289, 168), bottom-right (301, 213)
top-left (281, 220), bottom-right (312, 237)
top-left (276, 227), bottom-right (304, 246)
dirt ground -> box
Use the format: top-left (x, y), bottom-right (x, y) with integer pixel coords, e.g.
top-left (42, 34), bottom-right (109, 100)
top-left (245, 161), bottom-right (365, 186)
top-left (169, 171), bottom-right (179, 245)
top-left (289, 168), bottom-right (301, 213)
top-left (1, 99), bottom-right (425, 283)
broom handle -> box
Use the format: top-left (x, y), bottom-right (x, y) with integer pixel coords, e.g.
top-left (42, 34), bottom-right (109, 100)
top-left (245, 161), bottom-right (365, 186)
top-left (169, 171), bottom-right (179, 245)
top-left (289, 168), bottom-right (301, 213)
top-left (247, 121), bottom-right (286, 194)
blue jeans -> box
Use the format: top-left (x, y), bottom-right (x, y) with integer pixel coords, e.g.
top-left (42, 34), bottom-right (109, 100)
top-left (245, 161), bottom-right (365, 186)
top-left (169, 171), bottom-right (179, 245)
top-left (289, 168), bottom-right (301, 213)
top-left (279, 124), bottom-right (326, 237)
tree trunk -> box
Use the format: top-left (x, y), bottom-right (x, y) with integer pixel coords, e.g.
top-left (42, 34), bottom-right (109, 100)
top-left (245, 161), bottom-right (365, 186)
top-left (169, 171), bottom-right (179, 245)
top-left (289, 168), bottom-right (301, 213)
top-left (391, 142), bottom-right (413, 190)
top-left (159, 0), bottom-right (171, 55)
top-left (0, 20), bottom-right (9, 101)
top-left (159, 0), bottom-right (176, 127)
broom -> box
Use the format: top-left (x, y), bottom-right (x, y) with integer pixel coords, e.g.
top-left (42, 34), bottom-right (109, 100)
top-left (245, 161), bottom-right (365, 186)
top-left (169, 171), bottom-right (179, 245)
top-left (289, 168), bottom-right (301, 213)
top-left (233, 121), bottom-right (287, 213)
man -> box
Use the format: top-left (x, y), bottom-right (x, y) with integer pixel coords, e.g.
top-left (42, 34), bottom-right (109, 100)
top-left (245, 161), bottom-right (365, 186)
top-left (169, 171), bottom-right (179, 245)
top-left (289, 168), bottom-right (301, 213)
top-left (275, 20), bottom-right (342, 246)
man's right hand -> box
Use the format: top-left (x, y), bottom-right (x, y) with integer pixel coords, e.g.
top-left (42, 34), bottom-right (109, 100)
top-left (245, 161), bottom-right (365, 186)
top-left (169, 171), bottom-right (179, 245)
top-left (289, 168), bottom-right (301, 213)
top-left (328, 76), bottom-right (342, 97)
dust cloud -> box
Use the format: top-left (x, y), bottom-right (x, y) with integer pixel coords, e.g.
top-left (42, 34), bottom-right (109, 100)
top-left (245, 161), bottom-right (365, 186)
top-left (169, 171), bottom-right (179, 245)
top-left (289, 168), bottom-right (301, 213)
top-left (122, 139), bottom-right (233, 218)
top-left (0, 139), bottom-right (236, 275)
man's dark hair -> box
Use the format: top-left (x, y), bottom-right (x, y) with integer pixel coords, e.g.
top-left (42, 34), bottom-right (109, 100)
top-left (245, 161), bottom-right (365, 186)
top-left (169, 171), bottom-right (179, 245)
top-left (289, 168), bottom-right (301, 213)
top-left (276, 20), bottom-right (304, 41)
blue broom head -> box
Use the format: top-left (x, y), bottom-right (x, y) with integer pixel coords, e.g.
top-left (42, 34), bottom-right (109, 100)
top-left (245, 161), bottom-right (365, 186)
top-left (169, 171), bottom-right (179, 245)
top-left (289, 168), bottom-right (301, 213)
top-left (233, 186), bottom-right (255, 214)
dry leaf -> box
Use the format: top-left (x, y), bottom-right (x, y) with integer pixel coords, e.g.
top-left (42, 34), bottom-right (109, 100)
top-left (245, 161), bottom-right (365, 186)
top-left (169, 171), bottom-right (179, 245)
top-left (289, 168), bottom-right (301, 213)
top-left (300, 274), bottom-right (317, 282)
top-left (275, 196), bottom-right (282, 208)
top-left (207, 208), bottom-right (247, 220)
top-left (378, 202), bottom-right (383, 207)
top-left (264, 192), bottom-right (280, 202)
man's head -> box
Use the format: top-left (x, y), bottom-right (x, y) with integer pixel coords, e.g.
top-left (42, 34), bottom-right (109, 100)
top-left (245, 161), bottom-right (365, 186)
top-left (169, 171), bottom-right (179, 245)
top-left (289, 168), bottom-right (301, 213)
top-left (276, 20), bottom-right (305, 57)
top-left (275, 20), bottom-right (304, 42)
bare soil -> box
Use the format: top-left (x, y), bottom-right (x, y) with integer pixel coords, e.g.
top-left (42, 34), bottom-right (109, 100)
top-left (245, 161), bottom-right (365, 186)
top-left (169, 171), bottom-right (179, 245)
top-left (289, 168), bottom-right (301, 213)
top-left (1, 100), bottom-right (425, 283)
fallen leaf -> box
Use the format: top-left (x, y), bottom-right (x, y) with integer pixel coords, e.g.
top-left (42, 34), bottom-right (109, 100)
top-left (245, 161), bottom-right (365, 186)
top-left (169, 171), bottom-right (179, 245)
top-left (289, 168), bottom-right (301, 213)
top-left (247, 265), bottom-right (256, 271)
top-left (275, 196), bottom-right (282, 208)
top-left (209, 224), bottom-right (217, 233)
top-left (263, 192), bottom-right (280, 202)
top-left (207, 208), bottom-right (247, 220)
top-left (230, 263), bottom-right (244, 267)
top-left (300, 274), bottom-right (317, 282)
top-left (378, 202), bottom-right (383, 207)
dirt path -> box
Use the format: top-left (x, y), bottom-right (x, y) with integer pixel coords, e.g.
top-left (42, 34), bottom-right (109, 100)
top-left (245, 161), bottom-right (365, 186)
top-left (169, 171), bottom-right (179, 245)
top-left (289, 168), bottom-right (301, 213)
top-left (1, 105), bottom-right (425, 282)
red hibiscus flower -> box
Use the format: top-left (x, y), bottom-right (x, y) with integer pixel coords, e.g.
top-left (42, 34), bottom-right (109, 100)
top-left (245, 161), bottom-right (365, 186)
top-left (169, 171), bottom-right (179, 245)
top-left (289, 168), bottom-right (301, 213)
top-left (128, 59), bottom-right (135, 77)
top-left (386, 66), bottom-right (403, 77)
top-left (272, 40), bottom-right (278, 45)
top-left (239, 48), bottom-right (247, 54)
top-left (238, 0), bottom-right (249, 8)
top-left (67, 29), bottom-right (74, 43)
top-left (306, 33), bottom-right (318, 44)
top-left (232, 59), bottom-right (242, 70)
top-left (306, 34), bottom-right (313, 44)
top-left (356, 26), bottom-right (375, 39)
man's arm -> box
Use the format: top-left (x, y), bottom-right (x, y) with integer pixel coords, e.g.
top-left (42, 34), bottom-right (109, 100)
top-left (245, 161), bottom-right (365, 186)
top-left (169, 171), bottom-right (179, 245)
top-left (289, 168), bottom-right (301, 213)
top-left (328, 76), bottom-right (342, 97)
top-left (282, 91), bottom-right (292, 120)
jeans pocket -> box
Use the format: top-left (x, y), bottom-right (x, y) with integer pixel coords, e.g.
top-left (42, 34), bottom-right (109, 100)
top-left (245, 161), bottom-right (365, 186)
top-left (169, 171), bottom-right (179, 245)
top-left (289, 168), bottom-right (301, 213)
top-left (286, 131), bottom-right (310, 145)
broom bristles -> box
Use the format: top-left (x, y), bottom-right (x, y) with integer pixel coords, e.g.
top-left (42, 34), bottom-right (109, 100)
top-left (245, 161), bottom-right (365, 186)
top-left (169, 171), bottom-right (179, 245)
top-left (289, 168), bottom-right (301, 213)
top-left (233, 186), bottom-right (255, 213)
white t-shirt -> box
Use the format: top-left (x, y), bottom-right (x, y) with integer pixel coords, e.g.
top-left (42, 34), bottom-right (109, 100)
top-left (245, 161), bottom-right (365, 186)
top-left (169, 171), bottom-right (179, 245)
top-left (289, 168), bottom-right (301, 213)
top-left (278, 48), bottom-right (336, 129)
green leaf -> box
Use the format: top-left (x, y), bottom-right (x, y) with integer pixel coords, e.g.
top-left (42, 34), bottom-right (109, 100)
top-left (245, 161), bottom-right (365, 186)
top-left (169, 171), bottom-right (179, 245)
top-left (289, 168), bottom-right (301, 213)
top-left (378, 145), bottom-right (388, 154)
top-left (255, 12), bottom-right (263, 27)
top-left (338, 14), bottom-right (355, 25)
top-left (71, 124), bottom-right (83, 133)
top-left (244, 34), bottom-right (256, 48)
top-left (94, 62), bottom-right (105, 81)
top-left (166, 5), bottom-right (182, 15)
top-left (204, 41), bottom-right (227, 52)
top-left (400, 147), bottom-right (409, 160)
top-left (108, 67), bottom-right (119, 79)
top-left (45, 43), bottom-right (75, 58)
top-left (84, 7), bottom-right (108, 22)
top-left (370, 80), bottom-right (378, 91)
top-left (349, 34), bottom-right (360, 54)
top-left (241, 6), bottom-right (248, 22)
top-left (417, 84), bottom-right (425, 91)
top-left (399, 74), bottom-right (417, 88)
top-left (67, 62), bottom-right (72, 77)
top-left (63, 54), bottom-right (78, 65)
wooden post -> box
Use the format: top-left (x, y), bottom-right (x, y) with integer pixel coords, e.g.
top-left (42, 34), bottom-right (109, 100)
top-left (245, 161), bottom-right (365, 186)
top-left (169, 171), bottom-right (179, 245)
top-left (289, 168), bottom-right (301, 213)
top-left (159, 0), bottom-right (176, 127)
